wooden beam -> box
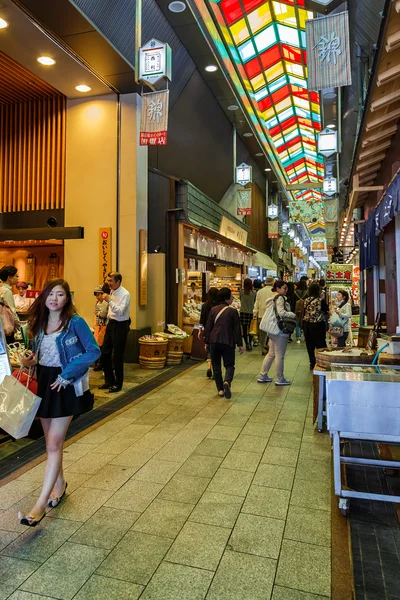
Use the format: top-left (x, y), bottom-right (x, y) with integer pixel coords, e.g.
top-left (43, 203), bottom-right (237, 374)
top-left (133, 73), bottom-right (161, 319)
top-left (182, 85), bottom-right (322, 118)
top-left (366, 107), bottom-right (400, 131)
top-left (359, 171), bottom-right (379, 181)
top-left (356, 154), bottom-right (386, 170)
top-left (359, 140), bottom-right (391, 160)
top-left (370, 89), bottom-right (400, 112)
top-left (386, 30), bottom-right (400, 53)
top-left (377, 64), bottom-right (400, 87)
top-left (361, 125), bottom-right (397, 147)
top-left (354, 185), bottom-right (384, 192)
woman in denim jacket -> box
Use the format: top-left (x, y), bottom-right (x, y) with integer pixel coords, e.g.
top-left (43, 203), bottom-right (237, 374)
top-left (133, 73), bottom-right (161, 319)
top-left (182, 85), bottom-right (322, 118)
top-left (18, 279), bottom-right (100, 527)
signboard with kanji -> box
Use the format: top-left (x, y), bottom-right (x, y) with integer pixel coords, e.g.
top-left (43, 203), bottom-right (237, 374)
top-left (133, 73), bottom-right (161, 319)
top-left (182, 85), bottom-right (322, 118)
top-left (268, 220), bottom-right (278, 239)
top-left (99, 228), bottom-right (112, 284)
top-left (139, 39), bottom-right (172, 87)
top-left (237, 189), bottom-right (252, 216)
top-left (140, 90), bottom-right (169, 146)
top-left (325, 263), bottom-right (353, 284)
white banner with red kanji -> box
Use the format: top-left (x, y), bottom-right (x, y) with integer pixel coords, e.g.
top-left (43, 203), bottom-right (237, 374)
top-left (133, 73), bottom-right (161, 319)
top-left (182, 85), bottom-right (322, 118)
top-left (237, 189), bottom-right (252, 216)
top-left (140, 90), bottom-right (169, 146)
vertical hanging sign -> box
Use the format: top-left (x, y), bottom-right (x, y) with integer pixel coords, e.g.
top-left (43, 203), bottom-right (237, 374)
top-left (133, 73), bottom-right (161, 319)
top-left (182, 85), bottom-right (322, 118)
top-left (99, 228), bottom-right (112, 284)
top-left (140, 90), bottom-right (169, 146)
top-left (237, 189), bottom-right (252, 216)
top-left (306, 11), bottom-right (352, 90)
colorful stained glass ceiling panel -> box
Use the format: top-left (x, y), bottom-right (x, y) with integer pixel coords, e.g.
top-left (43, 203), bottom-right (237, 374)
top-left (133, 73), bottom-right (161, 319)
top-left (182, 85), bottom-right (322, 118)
top-left (198, 0), bottom-right (324, 214)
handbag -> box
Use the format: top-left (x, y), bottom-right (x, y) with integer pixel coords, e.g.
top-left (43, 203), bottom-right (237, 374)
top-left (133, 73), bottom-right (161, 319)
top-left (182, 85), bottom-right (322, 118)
top-left (12, 367), bottom-right (38, 396)
top-left (273, 296), bottom-right (297, 335)
top-left (0, 374), bottom-right (41, 439)
top-left (328, 313), bottom-right (344, 338)
top-left (0, 303), bottom-right (15, 336)
top-left (93, 324), bottom-right (106, 347)
top-left (249, 318), bottom-right (258, 336)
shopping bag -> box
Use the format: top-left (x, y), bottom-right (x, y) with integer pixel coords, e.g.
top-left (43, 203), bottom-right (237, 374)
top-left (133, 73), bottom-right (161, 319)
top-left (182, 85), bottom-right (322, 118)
top-left (0, 375), bottom-right (41, 439)
top-left (93, 324), bottom-right (106, 347)
top-left (12, 367), bottom-right (38, 395)
top-left (6, 342), bottom-right (26, 367)
top-left (249, 318), bottom-right (258, 336)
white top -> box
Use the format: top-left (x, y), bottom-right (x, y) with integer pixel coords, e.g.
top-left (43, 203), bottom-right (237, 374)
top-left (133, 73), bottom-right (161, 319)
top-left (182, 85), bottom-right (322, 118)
top-left (107, 285), bottom-right (130, 322)
top-left (338, 302), bottom-right (352, 333)
top-left (39, 331), bottom-right (62, 367)
top-left (14, 293), bottom-right (33, 312)
top-left (253, 286), bottom-right (275, 319)
top-left (0, 283), bottom-right (19, 323)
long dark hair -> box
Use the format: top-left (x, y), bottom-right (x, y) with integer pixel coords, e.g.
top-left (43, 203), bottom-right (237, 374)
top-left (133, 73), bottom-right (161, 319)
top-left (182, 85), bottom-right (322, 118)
top-left (243, 278), bottom-right (253, 295)
top-left (28, 279), bottom-right (76, 337)
top-left (308, 283), bottom-right (321, 298)
top-left (205, 287), bottom-right (218, 308)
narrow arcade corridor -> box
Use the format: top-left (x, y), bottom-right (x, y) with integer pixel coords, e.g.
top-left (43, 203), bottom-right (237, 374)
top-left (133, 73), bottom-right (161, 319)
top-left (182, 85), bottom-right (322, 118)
top-left (0, 345), bottom-right (340, 600)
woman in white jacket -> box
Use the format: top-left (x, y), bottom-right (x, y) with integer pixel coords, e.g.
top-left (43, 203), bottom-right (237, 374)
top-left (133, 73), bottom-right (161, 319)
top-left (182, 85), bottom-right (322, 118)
top-left (258, 280), bottom-right (295, 386)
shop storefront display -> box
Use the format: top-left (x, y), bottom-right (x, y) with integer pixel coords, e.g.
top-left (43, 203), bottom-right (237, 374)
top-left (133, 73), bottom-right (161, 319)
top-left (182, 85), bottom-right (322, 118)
top-left (138, 335), bottom-right (168, 370)
top-left (325, 263), bottom-right (359, 344)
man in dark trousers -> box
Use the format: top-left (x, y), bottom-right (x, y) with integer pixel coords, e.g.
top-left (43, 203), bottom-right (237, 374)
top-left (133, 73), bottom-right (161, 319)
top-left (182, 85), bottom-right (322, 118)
top-left (99, 271), bottom-right (131, 393)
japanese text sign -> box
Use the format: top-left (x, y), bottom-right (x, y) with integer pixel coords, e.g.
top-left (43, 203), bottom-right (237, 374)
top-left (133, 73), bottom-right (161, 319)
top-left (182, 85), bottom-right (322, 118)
top-left (99, 228), bottom-right (112, 284)
top-left (325, 263), bottom-right (353, 284)
top-left (237, 189), bottom-right (252, 216)
top-left (306, 11), bottom-right (351, 90)
top-left (268, 220), bottom-right (279, 239)
top-left (236, 163), bottom-right (252, 187)
top-left (139, 39), bottom-right (172, 87)
top-left (140, 90), bottom-right (169, 146)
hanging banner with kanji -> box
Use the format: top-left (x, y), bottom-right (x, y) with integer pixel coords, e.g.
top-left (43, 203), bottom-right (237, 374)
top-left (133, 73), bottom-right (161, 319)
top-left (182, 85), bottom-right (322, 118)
top-left (140, 90), bottom-right (169, 146)
top-left (237, 189), bottom-right (252, 216)
top-left (325, 263), bottom-right (353, 284)
top-left (99, 228), bottom-right (112, 284)
top-left (268, 220), bottom-right (279, 239)
top-left (306, 11), bottom-right (351, 90)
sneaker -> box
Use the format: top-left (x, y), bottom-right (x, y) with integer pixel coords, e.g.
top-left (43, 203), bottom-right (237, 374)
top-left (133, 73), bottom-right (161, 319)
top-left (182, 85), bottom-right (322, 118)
top-left (206, 368), bottom-right (212, 378)
top-left (218, 390), bottom-right (225, 397)
top-left (296, 339), bottom-right (301, 344)
top-left (223, 381), bottom-right (232, 399)
top-left (257, 377), bottom-right (273, 383)
top-left (275, 378), bottom-right (291, 386)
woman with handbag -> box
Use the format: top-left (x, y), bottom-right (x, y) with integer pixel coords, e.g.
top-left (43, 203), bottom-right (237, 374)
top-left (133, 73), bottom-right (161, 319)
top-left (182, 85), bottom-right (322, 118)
top-left (330, 289), bottom-right (352, 347)
top-left (18, 279), bottom-right (100, 527)
top-left (302, 282), bottom-right (329, 370)
top-left (204, 287), bottom-right (244, 399)
top-left (200, 287), bottom-right (219, 378)
top-left (240, 278), bottom-right (256, 352)
top-left (258, 281), bottom-right (296, 386)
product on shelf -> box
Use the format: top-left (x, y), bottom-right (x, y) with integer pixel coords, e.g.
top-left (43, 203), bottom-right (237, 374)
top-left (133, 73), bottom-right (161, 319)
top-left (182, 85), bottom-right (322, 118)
top-left (183, 299), bottom-right (202, 324)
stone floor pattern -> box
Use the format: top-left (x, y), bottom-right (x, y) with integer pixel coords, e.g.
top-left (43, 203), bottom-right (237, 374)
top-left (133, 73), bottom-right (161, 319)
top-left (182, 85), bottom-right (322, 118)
top-left (0, 344), bottom-right (332, 600)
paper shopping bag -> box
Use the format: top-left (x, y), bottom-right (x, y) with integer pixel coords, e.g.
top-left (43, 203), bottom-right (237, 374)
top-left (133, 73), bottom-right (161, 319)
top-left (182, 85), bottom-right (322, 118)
top-left (249, 318), bottom-right (258, 336)
top-left (0, 375), bottom-right (41, 439)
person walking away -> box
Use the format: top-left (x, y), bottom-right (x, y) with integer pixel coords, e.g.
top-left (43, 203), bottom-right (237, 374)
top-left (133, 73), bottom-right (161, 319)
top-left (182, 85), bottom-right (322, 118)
top-left (93, 283), bottom-right (110, 371)
top-left (302, 282), bottom-right (329, 370)
top-left (99, 272), bottom-right (130, 393)
top-left (204, 287), bottom-right (244, 399)
top-left (286, 282), bottom-right (296, 343)
top-left (319, 278), bottom-right (327, 302)
top-left (18, 279), bottom-right (100, 526)
top-left (200, 287), bottom-right (219, 378)
top-left (258, 280), bottom-right (295, 386)
top-left (294, 279), bottom-right (308, 344)
top-left (331, 289), bottom-right (352, 347)
top-left (0, 265), bottom-right (20, 344)
top-left (240, 278), bottom-right (256, 352)
top-left (253, 276), bottom-right (275, 355)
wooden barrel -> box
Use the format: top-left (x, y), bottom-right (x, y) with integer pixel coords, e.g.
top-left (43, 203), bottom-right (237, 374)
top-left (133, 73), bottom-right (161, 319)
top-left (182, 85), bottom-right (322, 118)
top-left (139, 337), bottom-right (167, 369)
top-left (166, 337), bottom-right (184, 366)
top-left (315, 347), bottom-right (376, 369)
top-left (378, 352), bottom-right (400, 366)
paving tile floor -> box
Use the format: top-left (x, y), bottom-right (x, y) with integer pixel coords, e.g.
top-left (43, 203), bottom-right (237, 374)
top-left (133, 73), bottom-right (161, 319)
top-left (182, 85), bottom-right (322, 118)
top-left (0, 343), bottom-right (334, 599)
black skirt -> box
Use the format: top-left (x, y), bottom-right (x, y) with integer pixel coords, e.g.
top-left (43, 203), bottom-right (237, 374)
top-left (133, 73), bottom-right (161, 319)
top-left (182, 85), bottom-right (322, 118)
top-left (240, 312), bottom-right (253, 327)
top-left (36, 366), bottom-right (94, 419)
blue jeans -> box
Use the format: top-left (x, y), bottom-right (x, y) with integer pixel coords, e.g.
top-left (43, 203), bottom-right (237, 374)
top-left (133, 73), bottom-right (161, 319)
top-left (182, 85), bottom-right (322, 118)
top-left (295, 325), bottom-right (302, 340)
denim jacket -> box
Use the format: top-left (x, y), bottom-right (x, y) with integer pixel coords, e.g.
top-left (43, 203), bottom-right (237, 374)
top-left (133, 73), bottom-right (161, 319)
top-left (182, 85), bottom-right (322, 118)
top-left (32, 315), bottom-right (100, 388)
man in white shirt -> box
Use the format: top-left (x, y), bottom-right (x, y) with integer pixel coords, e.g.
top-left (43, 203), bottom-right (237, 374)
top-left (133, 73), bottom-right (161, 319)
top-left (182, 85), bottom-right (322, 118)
top-left (253, 277), bottom-right (275, 355)
top-left (0, 265), bottom-right (20, 343)
top-left (99, 271), bottom-right (131, 393)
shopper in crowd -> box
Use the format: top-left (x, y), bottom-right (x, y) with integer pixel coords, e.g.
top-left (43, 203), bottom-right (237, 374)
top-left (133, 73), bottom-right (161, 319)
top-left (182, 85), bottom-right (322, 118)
top-left (253, 276), bottom-right (275, 355)
top-left (200, 286), bottom-right (219, 378)
top-left (253, 279), bottom-right (262, 292)
top-left (13, 281), bottom-right (32, 313)
top-left (258, 280), bottom-right (295, 386)
top-left (93, 283), bottom-right (110, 372)
top-left (240, 278), bottom-right (256, 352)
top-left (302, 282), bottom-right (329, 370)
top-left (187, 282), bottom-right (197, 300)
top-left (293, 279), bottom-right (308, 343)
top-left (99, 272), bottom-right (131, 393)
top-left (319, 278), bottom-right (327, 302)
top-left (204, 287), bottom-right (244, 399)
top-left (0, 265), bottom-right (20, 343)
top-left (331, 289), bottom-right (352, 347)
top-left (18, 279), bottom-right (100, 527)
top-left (286, 282), bottom-right (296, 344)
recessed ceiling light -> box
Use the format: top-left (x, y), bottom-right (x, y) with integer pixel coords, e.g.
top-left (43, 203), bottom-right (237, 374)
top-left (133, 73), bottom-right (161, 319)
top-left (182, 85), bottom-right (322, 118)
top-left (168, 0), bottom-right (186, 12)
top-left (326, 124), bottom-right (336, 129)
top-left (255, 152), bottom-right (263, 157)
top-left (205, 65), bottom-right (218, 72)
top-left (0, 18), bottom-right (8, 29)
top-left (265, 168), bottom-right (271, 172)
top-left (75, 85), bottom-right (91, 93)
top-left (243, 132), bottom-right (253, 137)
top-left (37, 56), bottom-right (56, 66)
top-left (227, 105), bottom-right (239, 111)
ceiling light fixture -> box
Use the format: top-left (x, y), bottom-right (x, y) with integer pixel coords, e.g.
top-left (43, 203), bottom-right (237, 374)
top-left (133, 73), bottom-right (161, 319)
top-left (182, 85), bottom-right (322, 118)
top-left (227, 105), bottom-right (239, 111)
top-left (326, 124), bottom-right (336, 129)
top-left (75, 84), bottom-right (91, 93)
top-left (255, 153), bottom-right (263, 157)
top-left (168, 1), bottom-right (186, 12)
top-left (0, 18), bottom-right (8, 29)
top-left (265, 168), bottom-right (271, 172)
top-left (243, 132), bottom-right (253, 137)
top-left (205, 65), bottom-right (218, 72)
top-left (37, 56), bottom-right (56, 66)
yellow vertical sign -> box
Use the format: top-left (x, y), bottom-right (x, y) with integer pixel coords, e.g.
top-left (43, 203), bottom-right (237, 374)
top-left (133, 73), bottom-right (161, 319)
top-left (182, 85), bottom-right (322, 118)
top-left (99, 228), bottom-right (112, 284)
top-left (139, 229), bottom-right (148, 306)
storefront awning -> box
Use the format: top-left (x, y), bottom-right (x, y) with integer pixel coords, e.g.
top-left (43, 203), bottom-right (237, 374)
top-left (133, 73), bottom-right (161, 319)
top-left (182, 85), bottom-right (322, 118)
top-left (254, 251), bottom-right (278, 273)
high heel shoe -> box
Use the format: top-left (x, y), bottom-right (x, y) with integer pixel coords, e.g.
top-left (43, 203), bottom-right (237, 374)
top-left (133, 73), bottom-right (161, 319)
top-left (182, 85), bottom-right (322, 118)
top-left (48, 481), bottom-right (68, 508)
top-left (18, 510), bottom-right (46, 527)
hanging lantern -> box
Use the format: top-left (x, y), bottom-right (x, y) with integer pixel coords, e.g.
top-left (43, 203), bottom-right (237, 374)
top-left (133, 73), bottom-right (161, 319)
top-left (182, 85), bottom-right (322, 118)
top-left (49, 253), bottom-right (59, 280)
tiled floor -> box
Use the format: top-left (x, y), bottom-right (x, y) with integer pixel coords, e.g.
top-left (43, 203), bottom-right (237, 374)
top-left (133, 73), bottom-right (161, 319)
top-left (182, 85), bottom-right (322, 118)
top-left (0, 343), bottom-right (335, 600)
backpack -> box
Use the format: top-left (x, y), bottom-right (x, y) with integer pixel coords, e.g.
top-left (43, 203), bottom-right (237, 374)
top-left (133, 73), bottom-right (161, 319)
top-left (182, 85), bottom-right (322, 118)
top-left (295, 297), bottom-right (305, 328)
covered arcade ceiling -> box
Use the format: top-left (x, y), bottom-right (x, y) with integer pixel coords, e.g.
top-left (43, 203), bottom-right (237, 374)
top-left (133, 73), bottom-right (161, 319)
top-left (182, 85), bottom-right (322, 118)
top-left (190, 0), bottom-right (325, 236)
